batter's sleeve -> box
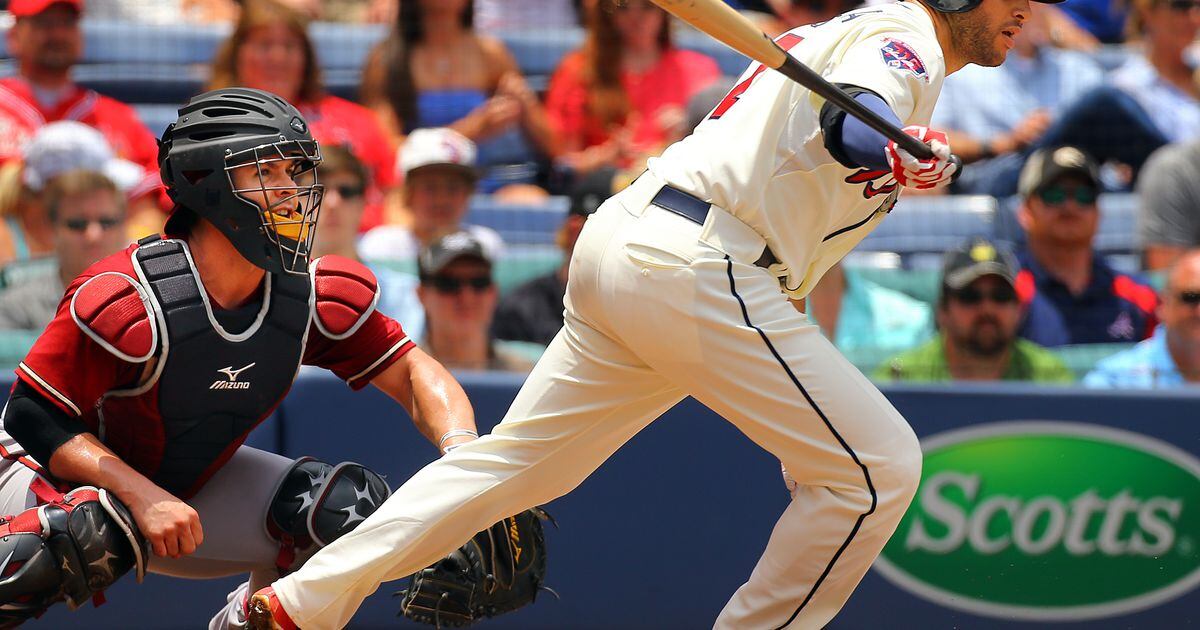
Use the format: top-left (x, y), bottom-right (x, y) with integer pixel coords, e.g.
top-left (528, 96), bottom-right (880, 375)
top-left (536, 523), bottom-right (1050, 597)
top-left (822, 30), bottom-right (943, 125)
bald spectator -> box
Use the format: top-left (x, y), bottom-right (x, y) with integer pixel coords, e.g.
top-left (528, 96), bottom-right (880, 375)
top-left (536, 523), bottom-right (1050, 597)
top-left (0, 0), bottom-right (160, 190)
top-left (1014, 146), bottom-right (1158, 346)
top-left (0, 170), bottom-right (129, 330)
top-left (1086, 250), bottom-right (1200, 387)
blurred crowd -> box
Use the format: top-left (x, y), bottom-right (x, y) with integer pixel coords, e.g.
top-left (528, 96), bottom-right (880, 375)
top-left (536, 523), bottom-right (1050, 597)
top-left (1, 0), bottom-right (1200, 389)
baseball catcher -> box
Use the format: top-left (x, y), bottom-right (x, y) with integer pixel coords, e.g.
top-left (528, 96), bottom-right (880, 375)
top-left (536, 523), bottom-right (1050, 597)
top-left (0, 87), bottom-right (529, 628)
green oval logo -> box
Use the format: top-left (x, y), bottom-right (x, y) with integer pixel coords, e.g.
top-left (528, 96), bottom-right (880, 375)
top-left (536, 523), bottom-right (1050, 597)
top-left (876, 422), bottom-right (1200, 621)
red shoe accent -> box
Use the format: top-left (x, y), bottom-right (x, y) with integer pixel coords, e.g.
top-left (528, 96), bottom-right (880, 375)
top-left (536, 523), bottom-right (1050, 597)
top-left (247, 586), bottom-right (299, 630)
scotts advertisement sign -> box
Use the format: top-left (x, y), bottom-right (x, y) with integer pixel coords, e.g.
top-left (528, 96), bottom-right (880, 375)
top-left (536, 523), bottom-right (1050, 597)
top-left (875, 422), bottom-right (1200, 621)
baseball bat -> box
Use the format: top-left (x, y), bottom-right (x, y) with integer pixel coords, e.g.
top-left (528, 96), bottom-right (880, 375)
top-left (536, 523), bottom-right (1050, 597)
top-left (650, 0), bottom-right (941, 161)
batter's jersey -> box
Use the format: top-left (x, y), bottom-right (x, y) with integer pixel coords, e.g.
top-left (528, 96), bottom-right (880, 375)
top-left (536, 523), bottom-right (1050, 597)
top-left (648, 2), bottom-right (946, 298)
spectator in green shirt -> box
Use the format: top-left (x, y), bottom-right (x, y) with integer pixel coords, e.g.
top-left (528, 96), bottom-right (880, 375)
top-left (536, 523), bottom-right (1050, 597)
top-left (875, 237), bottom-right (1073, 384)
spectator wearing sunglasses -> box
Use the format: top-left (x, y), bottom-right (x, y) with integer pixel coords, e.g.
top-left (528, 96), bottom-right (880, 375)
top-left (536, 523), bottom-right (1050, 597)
top-left (875, 237), bottom-right (1072, 383)
top-left (313, 145), bottom-right (426, 340)
top-left (416, 230), bottom-right (534, 373)
top-left (1085, 249), bottom-right (1200, 387)
top-left (1014, 147), bottom-right (1159, 347)
top-left (0, 170), bottom-right (127, 330)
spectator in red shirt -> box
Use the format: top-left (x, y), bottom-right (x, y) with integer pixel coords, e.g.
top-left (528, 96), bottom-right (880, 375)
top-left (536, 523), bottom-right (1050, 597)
top-left (545, 0), bottom-right (721, 179)
top-left (0, 0), bottom-right (163, 252)
top-left (208, 0), bottom-right (396, 232)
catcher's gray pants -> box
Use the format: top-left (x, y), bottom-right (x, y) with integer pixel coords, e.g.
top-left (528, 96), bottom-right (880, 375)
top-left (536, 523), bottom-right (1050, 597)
top-left (272, 173), bottom-right (923, 629)
top-left (0, 445), bottom-right (292, 630)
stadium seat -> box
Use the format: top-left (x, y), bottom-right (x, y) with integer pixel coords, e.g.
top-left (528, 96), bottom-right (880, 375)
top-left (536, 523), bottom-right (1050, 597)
top-left (465, 195), bottom-right (569, 246)
top-left (677, 30), bottom-right (753, 77)
top-left (993, 192), bottom-right (1141, 263)
top-left (857, 194), bottom-right (997, 259)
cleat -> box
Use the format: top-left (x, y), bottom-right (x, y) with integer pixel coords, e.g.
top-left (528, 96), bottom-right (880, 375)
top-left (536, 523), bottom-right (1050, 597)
top-left (246, 586), bottom-right (299, 630)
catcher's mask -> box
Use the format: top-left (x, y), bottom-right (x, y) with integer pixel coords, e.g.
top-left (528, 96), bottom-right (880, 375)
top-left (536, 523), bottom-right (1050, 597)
top-left (159, 87), bottom-right (325, 275)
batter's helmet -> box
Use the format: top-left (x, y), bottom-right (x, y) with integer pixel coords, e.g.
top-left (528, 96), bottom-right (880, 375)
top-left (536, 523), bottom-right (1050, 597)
top-left (158, 87), bottom-right (323, 275)
top-left (921, 0), bottom-right (1062, 14)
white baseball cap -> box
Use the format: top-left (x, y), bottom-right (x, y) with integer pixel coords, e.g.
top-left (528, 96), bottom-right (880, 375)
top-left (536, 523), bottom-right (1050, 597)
top-left (398, 127), bottom-right (477, 180)
top-left (22, 121), bottom-right (144, 192)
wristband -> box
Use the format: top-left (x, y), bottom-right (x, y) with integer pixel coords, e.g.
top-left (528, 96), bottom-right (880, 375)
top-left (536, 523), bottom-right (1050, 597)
top-left (439, 429), bottom-right (478, 453)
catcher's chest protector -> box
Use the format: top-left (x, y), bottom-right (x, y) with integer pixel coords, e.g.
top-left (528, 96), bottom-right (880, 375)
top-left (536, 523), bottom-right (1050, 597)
top-left (98, 237), bottom-right (311, 496)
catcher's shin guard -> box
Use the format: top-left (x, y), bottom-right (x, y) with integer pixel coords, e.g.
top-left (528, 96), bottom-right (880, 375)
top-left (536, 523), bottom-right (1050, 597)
top-left (0, 486), bottom-right (147, 626)
top-left (265, 457), bottom-right (390, 572)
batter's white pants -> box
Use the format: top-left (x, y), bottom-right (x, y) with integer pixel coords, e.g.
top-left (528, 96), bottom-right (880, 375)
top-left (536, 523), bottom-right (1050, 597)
top-left (273, 173), bottom-right (923, 629)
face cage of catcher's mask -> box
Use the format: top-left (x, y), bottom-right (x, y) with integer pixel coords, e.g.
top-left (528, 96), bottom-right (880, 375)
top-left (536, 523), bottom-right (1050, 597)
top-left (224, 139), bottom-right (324, 275)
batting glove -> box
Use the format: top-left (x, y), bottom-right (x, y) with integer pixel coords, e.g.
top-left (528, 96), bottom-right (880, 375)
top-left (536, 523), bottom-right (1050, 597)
top-left (885, 125), bottom-right (957, 191)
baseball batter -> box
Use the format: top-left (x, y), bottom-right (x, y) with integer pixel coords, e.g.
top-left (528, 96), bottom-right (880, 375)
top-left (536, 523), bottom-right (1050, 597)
top-left (0, 88), bottom-right (488, 628)
top-left (250, 0), bottom-right (1052, 627)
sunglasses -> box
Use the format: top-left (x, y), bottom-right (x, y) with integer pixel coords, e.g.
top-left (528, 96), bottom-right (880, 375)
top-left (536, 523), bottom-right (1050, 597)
top-left (331, 184), bottom-right (364, 199)
top-left (427, 275), bottom-right (493, 294)
top-left (1037, 185), bottom-right (1098, 206)
top-left (1167, 0), bottom-right (1199, 11)
top-left (61, 217), bottom-right (122, 232)
top-left (950, 285), bottom-right (1018, 305)
top-left (1176, 291), bottom-right (1200, 305)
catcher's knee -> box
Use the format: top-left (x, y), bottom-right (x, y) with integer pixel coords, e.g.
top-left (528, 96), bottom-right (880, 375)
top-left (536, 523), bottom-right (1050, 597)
top-left (0, 486), bottom-right (148, 625)
top-left (264, 457), bottom-right (391, 572)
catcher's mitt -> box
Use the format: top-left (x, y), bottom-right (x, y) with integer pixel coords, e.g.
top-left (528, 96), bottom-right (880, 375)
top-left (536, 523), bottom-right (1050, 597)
top-left (396, 508), bottom-right (555, 627)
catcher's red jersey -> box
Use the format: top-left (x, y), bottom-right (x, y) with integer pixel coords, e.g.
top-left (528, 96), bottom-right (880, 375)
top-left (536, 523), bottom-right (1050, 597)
top-left (11, 241), bottom-right (414, 497)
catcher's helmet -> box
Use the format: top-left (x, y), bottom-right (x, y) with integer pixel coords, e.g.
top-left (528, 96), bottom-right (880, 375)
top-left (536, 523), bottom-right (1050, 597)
top-left (920, 0), bottom-right (1062, 14)
top-left (159, 87), bottom-right (323, 275)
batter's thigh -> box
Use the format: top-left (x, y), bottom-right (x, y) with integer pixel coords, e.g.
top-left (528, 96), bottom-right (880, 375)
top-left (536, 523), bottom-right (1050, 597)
top-left (149, 446), bottom-right (293, 579)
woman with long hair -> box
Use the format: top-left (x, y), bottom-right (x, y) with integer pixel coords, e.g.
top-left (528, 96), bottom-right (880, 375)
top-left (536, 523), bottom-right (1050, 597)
top-left (544, 0), bottom-right (720, 178)
top-left (360, 0), bottom-right (559, 192)
top-left (209, 0), bottom-right (396, 230)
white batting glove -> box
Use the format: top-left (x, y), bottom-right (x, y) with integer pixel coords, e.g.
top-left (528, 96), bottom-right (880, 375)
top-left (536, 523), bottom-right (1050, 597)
top-left (885, 125), bottom-right (957, 191)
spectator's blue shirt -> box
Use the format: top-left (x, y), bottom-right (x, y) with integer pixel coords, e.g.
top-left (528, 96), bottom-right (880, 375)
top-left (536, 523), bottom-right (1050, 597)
top-left (833, 269), bottom-right (933, 353)
top-left (1016, 250), bottom-right (1158, 347)
top-left (1083, 326), bottom-right (1186, 388)
top-left (368, 263), bottom-right (426, 342)
top-left (932, 46), bottom-right (1104, 139)
top-left (1112, 56), bottom-right (1200, 143)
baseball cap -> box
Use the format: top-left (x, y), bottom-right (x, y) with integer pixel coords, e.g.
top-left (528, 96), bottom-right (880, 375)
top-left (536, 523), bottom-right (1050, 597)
top-left (418, 230), bottom-right (493, 279)
top-left (941, 236), bottom-right (1019, 291)
top-left (10, 0), bottom-right (83, 18)
top-left (1017, 145), bottom-right (1100, 199)
top-left (398, 128), bottom-right (477, 180)
top-left (22, 121), bottom-right (143, 192)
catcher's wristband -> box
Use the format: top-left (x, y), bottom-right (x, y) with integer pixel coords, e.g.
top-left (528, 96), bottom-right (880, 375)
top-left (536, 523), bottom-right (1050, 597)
top-left (439, 429), bottom-right (479, 453)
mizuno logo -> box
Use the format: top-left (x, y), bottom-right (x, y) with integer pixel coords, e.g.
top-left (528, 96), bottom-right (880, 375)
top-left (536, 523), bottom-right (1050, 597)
top-left (210, 362), bottom-right (255, 390)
